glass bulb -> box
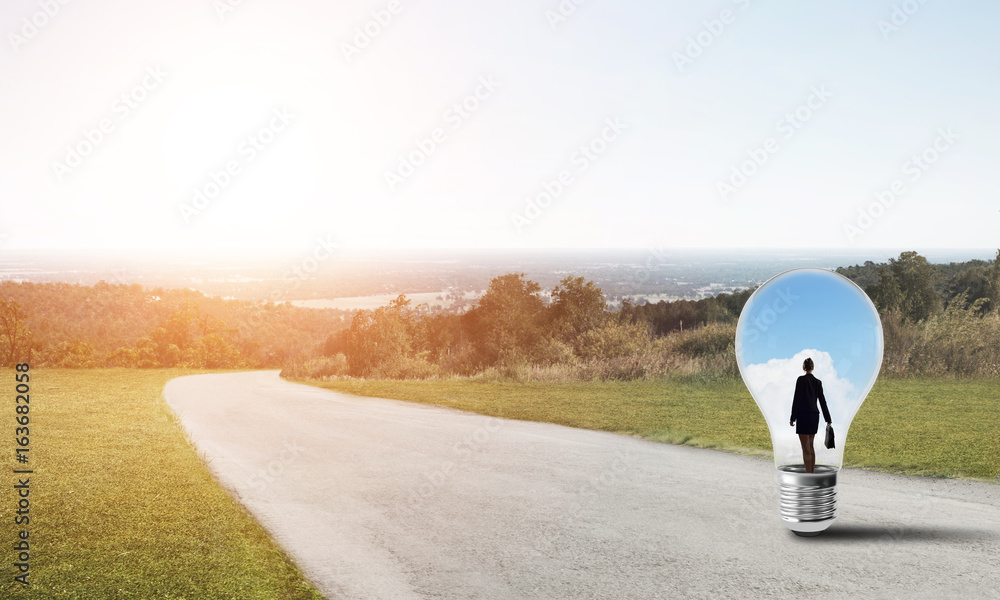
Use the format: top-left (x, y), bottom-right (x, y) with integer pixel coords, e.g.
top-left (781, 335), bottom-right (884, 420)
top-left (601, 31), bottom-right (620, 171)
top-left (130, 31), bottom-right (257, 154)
top-left (735, 268), bottom-right (883, 536)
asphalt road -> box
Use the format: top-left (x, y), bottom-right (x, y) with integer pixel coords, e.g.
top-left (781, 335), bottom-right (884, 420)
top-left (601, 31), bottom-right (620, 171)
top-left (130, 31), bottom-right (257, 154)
top-left (163, 371), bottom-right (1000, 600)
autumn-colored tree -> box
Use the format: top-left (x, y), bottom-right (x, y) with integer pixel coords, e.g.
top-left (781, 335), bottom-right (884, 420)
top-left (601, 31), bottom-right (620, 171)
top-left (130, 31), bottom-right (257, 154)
top-left (41, 341), bottom-right (96, 368)
top-left (106, 346), bottom-right (140, 368)
top-left (345, 295), bottom-right (415, 376)
top-left (415, 313), bottom-right (463, 363)
top-left (0, 298), bottom-right (33, 367)
top-left (164, 303), bottom-right (198, 348)
top-left (191, 333), bottom-right (242, 368)
top-left (0, 280), bottom-right (348, 368)
top-left (134, 337), bottom-right (161, 368)
top-left (323, 329), bottom-right (350, 356)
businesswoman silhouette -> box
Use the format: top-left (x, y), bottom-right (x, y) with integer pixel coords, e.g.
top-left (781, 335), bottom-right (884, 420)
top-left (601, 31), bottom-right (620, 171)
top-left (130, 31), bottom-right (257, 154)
top-left (789, 357), bottom-right (831, 473)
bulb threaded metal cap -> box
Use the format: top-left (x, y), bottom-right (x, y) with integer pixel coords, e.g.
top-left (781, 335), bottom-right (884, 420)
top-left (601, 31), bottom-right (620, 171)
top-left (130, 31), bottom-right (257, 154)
top-left (777, 465), bottom-right (838, 536)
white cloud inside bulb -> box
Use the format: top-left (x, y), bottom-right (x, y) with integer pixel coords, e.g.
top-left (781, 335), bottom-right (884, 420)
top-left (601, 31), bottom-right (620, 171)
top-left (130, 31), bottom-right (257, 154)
top-left (743, 349), bottom-right (857, 430)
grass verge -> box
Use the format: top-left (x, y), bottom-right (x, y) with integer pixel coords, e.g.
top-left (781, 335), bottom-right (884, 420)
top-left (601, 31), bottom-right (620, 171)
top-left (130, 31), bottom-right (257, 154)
top-left (0, 368), bottom-right (325, 599)
top-left (304, 375), bottom-right (1000, 481)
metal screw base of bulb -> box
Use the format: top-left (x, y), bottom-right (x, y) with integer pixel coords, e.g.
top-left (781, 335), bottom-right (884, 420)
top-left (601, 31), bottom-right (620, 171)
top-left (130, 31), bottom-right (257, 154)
top-left (777, 465), bottom-right (838, 536)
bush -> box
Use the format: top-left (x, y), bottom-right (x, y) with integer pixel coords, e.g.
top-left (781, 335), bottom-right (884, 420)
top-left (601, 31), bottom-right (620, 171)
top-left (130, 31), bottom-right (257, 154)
top-left (576, 320), bottom-right (654, 360)
top-left (39, 341), bottom-right (97, 368)
top-left (880, 310), bottom-right (921, 376)
top-left (105, 347), bottom-right (139, 368)
top-left (579, 354), bottom-right (668, 381)
top-left (909, 298), bottom-right (1000, 377)
top-left (664, 322), bottom-right (736, 358)
top-left (436, 344), bottom-right (479, 377)
top-left (531, 337), bottom-right (578, 366)
top-left (281, 354), bottom-right (351, 380)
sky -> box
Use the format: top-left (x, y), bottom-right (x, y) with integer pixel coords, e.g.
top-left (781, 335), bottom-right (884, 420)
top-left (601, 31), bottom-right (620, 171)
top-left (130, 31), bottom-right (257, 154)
top-left (1, 0), bottom-right (998, 252)
top-left (736, 268), bottom-right (883, 390)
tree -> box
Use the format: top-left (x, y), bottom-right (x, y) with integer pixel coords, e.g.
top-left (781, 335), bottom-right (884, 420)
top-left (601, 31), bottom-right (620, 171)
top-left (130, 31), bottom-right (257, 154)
top-left (944, 264), bottom-right (994, 313)
top-left (836, 261), bottom-right (882, 289)
top-left (106, 346), bottom-right (139, 367)
top-left (345, 295), bottom-right (415, 376)
top-left (0, 299), bottom-right (33, 367)
top-left (162, 304), bottom-right (199, 349)
top-left (134, 337), bottom-right (160, 368)
top-left (549, 276), bottom-right (607, 347)
top-left (416, 313), bottom-right (463, 363)
top-left (463, 274), bottom-right (546, 367)
top-left (323, 329), bottom-right (350, 356)
top-left (866, 270), bottom-right (904, 315)
top-left (192, 333), bottom-right (242, 368)
top-left (866, 251), bottom-right (941, 322)
top-left (979, 249), bottom-right (1000, 314)
top-left (41, 341), bottom-right (96, 368)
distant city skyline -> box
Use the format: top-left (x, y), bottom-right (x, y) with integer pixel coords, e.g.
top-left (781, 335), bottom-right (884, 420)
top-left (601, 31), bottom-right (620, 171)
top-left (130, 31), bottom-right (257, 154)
top-left (2, 1), bottom-right (998, 252)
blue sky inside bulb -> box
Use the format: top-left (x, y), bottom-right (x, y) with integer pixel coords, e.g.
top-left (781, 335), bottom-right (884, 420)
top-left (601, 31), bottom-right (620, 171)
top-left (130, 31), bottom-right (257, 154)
top-left (735, 268), bottom-right (884, 469)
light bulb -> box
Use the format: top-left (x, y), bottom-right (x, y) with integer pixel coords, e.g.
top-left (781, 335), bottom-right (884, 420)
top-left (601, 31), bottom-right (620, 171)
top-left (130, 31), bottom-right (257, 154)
top-left (735, 268), bottom-right (883, 536)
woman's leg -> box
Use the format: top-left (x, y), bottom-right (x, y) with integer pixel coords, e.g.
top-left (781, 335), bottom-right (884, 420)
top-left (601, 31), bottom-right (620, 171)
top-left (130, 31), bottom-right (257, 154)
top-left (804, 434), bottom-right (816, 473)
top-left (798, 434), bottom-right (811, 471)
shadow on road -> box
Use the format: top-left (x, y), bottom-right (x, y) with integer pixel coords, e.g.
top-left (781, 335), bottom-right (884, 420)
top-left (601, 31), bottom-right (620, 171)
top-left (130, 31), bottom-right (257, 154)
top-left (796, 524), bottom-right (995, 543)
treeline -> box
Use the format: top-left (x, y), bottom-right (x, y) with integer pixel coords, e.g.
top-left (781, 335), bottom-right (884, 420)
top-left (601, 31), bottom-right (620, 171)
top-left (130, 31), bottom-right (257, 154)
top-left (0, 281), bottom-right (349, 368)
top-left (836, 250), bottom-right (1000, 318)
top-left (619, 289), bottom-right (753, 335)
top-left (286, 250), bottom-right (1000, 381)
top-left (284, 274), bottom-right (743, 381)
top-left (837, 250), bottom-right (1000, 376)
top-left (3, 250), bottom-right (999, 379)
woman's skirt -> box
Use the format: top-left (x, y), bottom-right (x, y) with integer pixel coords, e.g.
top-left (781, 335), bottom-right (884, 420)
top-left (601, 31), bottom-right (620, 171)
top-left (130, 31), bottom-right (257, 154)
top-left (795, 411), bottom-right (820, 435)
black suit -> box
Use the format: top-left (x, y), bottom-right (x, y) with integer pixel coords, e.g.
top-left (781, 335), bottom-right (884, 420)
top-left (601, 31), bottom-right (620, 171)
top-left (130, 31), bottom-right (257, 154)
top-left (790, 373), bottom-right (831, 435)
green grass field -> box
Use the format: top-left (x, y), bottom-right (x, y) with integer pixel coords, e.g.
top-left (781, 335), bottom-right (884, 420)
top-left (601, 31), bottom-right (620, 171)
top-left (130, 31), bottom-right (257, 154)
top-left (308, 376), bottom-right (1000, 481)
top-left (0, 369), bottom-right (324, 600)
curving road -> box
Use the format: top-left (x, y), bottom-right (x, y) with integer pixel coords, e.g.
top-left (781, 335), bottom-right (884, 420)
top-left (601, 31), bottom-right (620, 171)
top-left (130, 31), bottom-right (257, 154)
top-left (164, 371), bottom-right (1000, 600)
